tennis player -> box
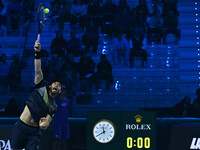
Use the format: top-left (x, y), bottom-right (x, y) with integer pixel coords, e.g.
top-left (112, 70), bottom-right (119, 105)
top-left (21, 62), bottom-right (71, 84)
top-left (11, 41), bottom-right (62, 150)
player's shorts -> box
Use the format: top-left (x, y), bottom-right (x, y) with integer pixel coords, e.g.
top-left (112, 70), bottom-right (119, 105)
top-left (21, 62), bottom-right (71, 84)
top-left (11, 119), bottom-right (41, 150)
top-left (53, 121), bottom-right (70, 139)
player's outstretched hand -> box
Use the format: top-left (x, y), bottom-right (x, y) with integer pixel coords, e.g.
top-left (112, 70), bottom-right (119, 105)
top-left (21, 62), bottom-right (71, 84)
top-left (34, 41), bottom-right (41, 52)
top-left (39, 117), bottom-right (49, 130)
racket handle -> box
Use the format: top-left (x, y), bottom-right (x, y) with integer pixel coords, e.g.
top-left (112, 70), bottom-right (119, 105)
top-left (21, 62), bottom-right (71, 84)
top-left (37, 34), bottom-right (40, 42)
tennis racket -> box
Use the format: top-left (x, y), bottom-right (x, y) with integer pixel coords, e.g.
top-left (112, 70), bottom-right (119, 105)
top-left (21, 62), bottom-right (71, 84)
top-left (37, 3), bottom-right (47, 42)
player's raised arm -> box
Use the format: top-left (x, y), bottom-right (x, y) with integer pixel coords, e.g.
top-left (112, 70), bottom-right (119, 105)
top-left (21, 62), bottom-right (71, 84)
top-left (34, 41), bottom-right (43, 84)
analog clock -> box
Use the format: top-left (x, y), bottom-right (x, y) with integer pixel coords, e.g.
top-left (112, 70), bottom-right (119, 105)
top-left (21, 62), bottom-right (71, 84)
top-left (93, 119), bottom-right (115, 143)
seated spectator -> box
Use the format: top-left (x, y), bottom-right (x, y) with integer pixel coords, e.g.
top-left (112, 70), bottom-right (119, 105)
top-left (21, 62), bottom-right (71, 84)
top-left (4, 98), bottom-right (20, 117)
top-left (96, 54), bottom-right (113, 91)
top-left (6, 0), bottom-right (23, 33)
top-left (67, 32), bottom-right (81, 56)
top-left (7, 55), bottom-right (24, 92)
top-left (114, 7), bottom-right (132, 34)
top-left (162, 0), bottom-right (179, 17)
top-left (50, 31), bottom-right (67, 56)
top-left (20, 0), bottom-right (34, 26)
top-left (132, 0), bottom-right (149, 47)
top-left (113, 32), bottom-right (130, 67)
top-left (146, 1), bottom-right (163, 44)
top-left (0, 54), bottom-right (9, 75)
top-left (191, 88), bottom-right (200, 117)
top-left (163, 10), bottom-right (180, 44)
top-left (50, 0), bottom-right (71, 30)
top-left (43, 55), bottom-right (62, 83)
top-left (101, 0), bottom-right (117, 35)
top-left (0, 0), bottom-right (9, 33)
top-left (129, 29), bottom-right (148, 68)
top-left (82, 19), bottom-right (99, 54)
top-left (0, 54), bottom-right (9, 93)
top-left (101, 0), bottom-right (117, 22)
top-left (0, 0), bottom-right (6, 34)
top-left (87, 0), bottom-right (101, 20)
top-left (77, 52), bottom-right (95, 92)
top-left (70, 0), bottom-right (87, 27)
top-left (59, 53), bottom-right (78, 98)
top-left (171, 96), bottom-right (192, 117)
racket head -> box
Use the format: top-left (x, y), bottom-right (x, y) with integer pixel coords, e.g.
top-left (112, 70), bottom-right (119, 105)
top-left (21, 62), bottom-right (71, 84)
top-left (37, 3), bottom-right (47, 34)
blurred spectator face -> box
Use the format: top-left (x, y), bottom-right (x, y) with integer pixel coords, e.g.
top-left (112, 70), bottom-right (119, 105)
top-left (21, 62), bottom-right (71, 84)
top-left (140, 0), bottom-right (146, 6)
top-left (56, 31), bottom-right (63, 39)
top-left (13, 54), bottom-right (19, 62)
top-left (0, 54), bottom-right (7, 63)
top-left (168, 10), bottom-right (175, 16)
top-left (196, 88), bottom-right (200, 97)
top-left (60, 87), bottom-right (67, 97)
top-left (116, 33), bottom-right (122, 41)
top-left (68, 53), bottom-right (74, 62)
top-left (101, 54), bottom-right (107, 62)
top-left (70, 32), bottom-right (76, 39)
top-left (76, 0), bottom-right (81, 5)
top-left (183, 96), bottom-right (191, 105)
top-left (107, 0), bottom-right (112, 4)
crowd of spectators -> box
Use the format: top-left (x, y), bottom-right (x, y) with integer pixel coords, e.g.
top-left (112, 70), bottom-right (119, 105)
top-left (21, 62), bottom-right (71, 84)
top-left (49, 0), bottom-right (180, 68)
top-left (0, 0), bottom-right (34, 35)
top-left (171, 88), bottom-right (200, 118)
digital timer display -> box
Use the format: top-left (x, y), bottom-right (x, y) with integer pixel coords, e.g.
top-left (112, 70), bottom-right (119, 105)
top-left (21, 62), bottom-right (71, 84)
top-left (127, 137), bottom-right (151, 149)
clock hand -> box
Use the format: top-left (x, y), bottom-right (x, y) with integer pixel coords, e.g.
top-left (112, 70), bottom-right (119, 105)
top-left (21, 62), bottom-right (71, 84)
top-left (103, 127), bottom-right (106, 134)
top-left (96, 131), bottom-right (104, 137)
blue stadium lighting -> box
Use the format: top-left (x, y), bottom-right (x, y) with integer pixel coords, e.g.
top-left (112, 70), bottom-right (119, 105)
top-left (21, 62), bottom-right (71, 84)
top-left (197, 42), bottom-right (199, 44)
top-left (197, 31), bottom-right (199, 33)
top-left (166, 89), bottom-right (170, 92)
top-left (149, 88), bottom-right (152, 91)
top-left (103, 41), bottom-right (108, 44)
top-left (198, 49), bottom-right (200, 51)
top-left (198, 54), bottom-right (200, 56)
top-left (97, 100), bottom-right (102, 103)
top-left (195, 8), bottom-right (197, 10)
top-left (167, 77), bottom-right (171, 80)
top-left (197, 25), bottom-right (199, 28)
top-left (195, 2), bottom-right (198, 5)
top-left (196, 19), bottom-right (198, 21)
top-left (197, 37), bottom-right (199, 39)
top-left (168, 46), bottom-right (171, 49)
top-left (196, 14), bottom-right (199, 16)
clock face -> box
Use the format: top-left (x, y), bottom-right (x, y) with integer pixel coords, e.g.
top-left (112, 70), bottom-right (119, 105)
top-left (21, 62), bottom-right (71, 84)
top-left (93, 120), bottom-right (115, 143)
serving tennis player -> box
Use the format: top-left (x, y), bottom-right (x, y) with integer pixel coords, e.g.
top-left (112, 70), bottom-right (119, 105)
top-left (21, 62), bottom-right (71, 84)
top-left (11, 41), bottom-right (62, 150)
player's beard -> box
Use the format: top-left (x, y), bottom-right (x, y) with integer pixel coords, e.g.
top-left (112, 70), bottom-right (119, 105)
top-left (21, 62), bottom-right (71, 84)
top-left (49, 86), bottom-right (58, 98)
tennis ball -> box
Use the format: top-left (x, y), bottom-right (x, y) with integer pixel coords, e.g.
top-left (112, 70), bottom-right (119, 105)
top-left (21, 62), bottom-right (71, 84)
top-left (44, 8), bottom-right (49, 14)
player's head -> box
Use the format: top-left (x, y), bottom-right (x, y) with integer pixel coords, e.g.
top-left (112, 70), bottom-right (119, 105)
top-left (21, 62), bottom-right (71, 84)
top-left (49, 78), bottom-right (62, 97)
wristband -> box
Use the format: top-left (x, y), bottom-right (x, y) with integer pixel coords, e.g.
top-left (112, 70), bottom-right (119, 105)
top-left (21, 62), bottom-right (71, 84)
top-left (35, 51), bottom-right (41, 59)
